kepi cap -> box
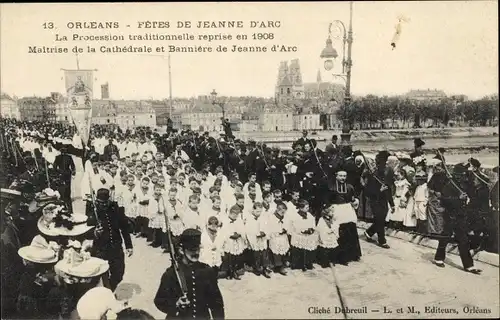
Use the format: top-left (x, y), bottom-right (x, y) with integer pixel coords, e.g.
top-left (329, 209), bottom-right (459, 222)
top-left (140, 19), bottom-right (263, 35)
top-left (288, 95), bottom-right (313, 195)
top-left (179, 228), bottom-right (201, 251)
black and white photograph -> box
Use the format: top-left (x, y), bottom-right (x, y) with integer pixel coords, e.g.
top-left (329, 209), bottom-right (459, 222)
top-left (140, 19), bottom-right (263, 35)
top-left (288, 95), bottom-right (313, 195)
top-left (0, 1), bottom-right (498, 319)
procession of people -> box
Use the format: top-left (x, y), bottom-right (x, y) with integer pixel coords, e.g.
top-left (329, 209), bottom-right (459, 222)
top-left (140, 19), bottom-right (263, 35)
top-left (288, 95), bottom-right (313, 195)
top-left (1, 116), bottom-right (498, 319)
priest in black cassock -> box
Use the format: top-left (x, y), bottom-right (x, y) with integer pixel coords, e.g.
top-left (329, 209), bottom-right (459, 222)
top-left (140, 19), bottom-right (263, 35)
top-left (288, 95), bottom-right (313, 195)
top-left (328, 169), bottom-right (362, 265)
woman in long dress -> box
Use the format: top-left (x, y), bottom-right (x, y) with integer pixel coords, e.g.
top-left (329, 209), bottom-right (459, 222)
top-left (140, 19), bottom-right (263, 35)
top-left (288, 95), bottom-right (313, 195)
top-left (426, 166), bottom-right (447, 237)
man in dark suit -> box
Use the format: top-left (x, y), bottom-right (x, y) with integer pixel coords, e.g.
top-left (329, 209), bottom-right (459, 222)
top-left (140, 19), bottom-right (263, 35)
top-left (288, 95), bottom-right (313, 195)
top-left (300, 139), bottom-right (327, 220)
top-left (410, 138), bottom-right (425, 159)
top-left (244, 140), bottom-right (259, 179)
top-left (222, 118), bottom-right (234, 141)
top-left (292, 130), bottom-right (310, 150)
top-left (90, 188), bottom-right (133, 291)
top-left (53, 147), bottom-right (76, 210)
top-left (103, 138), bottom-right (120, 162)
top-left (324, 134), bottom-right (339, 155)
top-left (364, 151), bottom-right (395, 249)
top-left (154, 228), bottom-right (225, 319)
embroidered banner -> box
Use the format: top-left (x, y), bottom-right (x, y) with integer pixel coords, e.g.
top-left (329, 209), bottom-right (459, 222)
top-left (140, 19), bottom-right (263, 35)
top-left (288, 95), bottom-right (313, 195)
top-left (64, 69), bottom-right (94, 145)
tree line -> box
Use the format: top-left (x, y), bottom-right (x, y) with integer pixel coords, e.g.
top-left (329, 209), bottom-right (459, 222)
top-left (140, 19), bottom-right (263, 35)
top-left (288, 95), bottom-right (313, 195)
top-left (335, 94), bottom-right (499, 128)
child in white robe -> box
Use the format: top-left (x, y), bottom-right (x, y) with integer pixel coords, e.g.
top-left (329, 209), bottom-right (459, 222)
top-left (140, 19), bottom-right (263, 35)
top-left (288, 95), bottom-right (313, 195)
top-left (220, 205), bottom-right (247, 280)
top-left (243, 173), bottom-right (262, 200)
top-left (268, 201), bottom-right (291, 276)
top-left (200, 216), bottom-right (224, 275)
top-left (135, 177), bottom-right (152, 239)
top-left (290, 200), bottom-right (318, 271)
top-left (245, 202), bottom-right (271, 278)
top-left (148, 184), bottom-right (166, 248)
top-left (163, 187), bottom-right (184, 252)
top-left (182, 194), bottom-right (204, 231)
top-left (411, 171), bottom-right (429, 231)
top-left (286, 190), bottom-right (301, 217)
top-left (316, 207), bottom-right (340, 268)
top-left (261, 191), bottom-right (275, 221)
top-left (243, 183), bottom-right (263, 220)
top-left (122, 175), bottom-right (139, 235)
top-left (204, 195), bottom-right (224, 226)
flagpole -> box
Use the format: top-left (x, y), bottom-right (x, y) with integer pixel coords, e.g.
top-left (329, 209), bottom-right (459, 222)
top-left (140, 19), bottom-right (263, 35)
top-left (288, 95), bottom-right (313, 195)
top-left (168, 54), bottom-right (173, 119)
top-left (76, 53), bottom-right (80, 70)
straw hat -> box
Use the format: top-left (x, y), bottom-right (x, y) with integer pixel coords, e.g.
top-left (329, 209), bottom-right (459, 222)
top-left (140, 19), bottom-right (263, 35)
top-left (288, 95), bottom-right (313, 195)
top-left (18, 235), bottom-right (60, 264)
top-left (55, 256), bottom-right (109, 278)
top-left (38, 203), bottom-right (93, 236)
top-left (1, 188), bottom-right (22, 201)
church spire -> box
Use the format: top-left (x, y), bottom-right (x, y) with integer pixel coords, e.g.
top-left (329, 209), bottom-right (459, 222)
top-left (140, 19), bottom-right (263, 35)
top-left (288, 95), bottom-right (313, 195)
top-left (316, 69), bottom-right (322, 83)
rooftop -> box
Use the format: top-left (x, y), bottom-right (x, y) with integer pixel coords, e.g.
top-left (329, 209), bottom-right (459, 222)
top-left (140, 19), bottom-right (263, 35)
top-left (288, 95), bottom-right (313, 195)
top-left (92, 99), bottom-right (155, 117)
top-left (190, 102), bottom-right (224, 113)
top-left (406, 89), bottom-right (447, 97)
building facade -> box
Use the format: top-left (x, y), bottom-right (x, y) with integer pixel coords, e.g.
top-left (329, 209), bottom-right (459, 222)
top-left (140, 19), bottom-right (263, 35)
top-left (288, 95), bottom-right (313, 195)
top-left (293, 113), bottom-right (321, 131)
top-left (18, 96), bottom-right (56, 122)
top-left (182, 102), bottom-right (223, 132)
top-left (258, 108), bottom-right (294, 131)
top-left (304, 70), bottom-right (346, 102)
top-left (0, 93), bottom-right (20, 120)
top-left (51, 92), bottom-right (71, 123)
top-left (239, 119), bottom-right (259, 132)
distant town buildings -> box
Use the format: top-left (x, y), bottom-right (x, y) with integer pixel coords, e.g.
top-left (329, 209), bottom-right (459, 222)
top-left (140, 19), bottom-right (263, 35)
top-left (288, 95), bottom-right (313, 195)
top-left (92, 100), bottom-right (156, 129)
top-left (17, 95), bottom-right (56, 122)
top-left (0, 93), bottom-right (20, 120)
top-left (2, 67), bottom-right (486, 133)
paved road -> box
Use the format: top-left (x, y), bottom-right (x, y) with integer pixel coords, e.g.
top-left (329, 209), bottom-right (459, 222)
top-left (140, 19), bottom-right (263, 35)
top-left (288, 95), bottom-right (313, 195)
top-left (111, 231), bottom-right (498, 319)
top-left (71, 188), bottom-right (497, 320)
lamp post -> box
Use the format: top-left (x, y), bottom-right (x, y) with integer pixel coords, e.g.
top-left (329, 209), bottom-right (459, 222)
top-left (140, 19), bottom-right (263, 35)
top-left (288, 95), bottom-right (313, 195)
top-left (210, 89), bottom-right (226, 123)
top-left (320, 0), bottom-right (353, 145)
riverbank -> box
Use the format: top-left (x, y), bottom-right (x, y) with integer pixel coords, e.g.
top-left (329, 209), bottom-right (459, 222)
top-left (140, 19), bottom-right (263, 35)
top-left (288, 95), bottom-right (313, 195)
top-left (233, 126), bottom-right (498, 143)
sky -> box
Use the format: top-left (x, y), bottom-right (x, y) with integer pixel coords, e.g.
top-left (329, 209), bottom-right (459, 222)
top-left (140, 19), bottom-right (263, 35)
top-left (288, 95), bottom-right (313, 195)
top-left (0, 1), bottom-right (498, 100)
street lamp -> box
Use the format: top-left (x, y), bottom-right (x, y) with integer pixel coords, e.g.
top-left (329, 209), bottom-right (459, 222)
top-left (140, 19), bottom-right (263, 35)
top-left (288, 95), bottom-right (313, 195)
top-left (320, 0), bottom-right (354, 145)
top-left (210, 89), bottom-right (226, 122)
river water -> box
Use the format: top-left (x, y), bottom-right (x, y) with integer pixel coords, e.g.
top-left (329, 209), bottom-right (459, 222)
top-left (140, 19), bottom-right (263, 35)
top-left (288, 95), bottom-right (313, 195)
top-left (266, 136), bottom-right (499, 166)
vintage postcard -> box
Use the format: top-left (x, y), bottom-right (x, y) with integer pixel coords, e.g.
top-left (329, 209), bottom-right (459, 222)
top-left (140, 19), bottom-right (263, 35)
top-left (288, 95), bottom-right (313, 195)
top-left (0, 1), bottom-right (498, 319)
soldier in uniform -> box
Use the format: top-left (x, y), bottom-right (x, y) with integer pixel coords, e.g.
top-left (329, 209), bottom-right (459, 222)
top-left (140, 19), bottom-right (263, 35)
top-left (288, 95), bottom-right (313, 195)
top-left (89, 188), bottom-right (134, 291)
top-left (432, 164), bottom-right (482, 274)
top-left (154, 228), bottom-right (225, 320)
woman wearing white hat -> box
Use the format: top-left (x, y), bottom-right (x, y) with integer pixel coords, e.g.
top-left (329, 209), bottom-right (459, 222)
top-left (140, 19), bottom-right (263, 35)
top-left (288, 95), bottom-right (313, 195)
top-left (16, 235), bottom-right (63, 318)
